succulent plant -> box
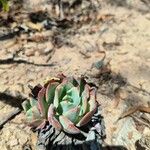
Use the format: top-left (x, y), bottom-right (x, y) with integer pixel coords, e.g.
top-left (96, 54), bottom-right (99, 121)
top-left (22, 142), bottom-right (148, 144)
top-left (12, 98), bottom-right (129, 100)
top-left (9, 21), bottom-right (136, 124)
top-left (22, 74), bottom-right (98, 134)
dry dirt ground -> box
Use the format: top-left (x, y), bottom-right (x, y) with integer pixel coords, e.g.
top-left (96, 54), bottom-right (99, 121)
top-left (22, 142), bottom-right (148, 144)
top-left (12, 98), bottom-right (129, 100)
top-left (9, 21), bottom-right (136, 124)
top-left (0, 0), bottom-right (150, 150)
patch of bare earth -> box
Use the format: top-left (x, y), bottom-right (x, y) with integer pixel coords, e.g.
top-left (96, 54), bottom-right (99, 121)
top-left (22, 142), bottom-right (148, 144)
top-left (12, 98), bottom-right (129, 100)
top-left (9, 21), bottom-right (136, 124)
top-left (0, 0), bottom-right (150, 149)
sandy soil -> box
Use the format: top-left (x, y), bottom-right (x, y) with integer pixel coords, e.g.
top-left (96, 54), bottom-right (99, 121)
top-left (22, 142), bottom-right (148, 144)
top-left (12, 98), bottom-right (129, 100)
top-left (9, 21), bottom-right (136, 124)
top-left (0, 0), bottom-right (150, 149)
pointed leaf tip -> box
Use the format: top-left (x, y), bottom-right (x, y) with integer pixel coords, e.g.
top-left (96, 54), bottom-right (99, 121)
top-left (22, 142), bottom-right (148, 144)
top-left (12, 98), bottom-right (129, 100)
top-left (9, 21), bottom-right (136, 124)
top-left (22, 100), bottom-right (31, 112)
top-left (38, 87), bottom-right (48, 118)
top-left (59, 115), bottom-right (80, 134)
top-left (64, 106), bottom-right (80, 123)
top-left (48, 104), bottom-right (62, 130)
top-left (77, 106), bottom-right (97, 127)
top-left (46, 82), bottom-right (59, 104)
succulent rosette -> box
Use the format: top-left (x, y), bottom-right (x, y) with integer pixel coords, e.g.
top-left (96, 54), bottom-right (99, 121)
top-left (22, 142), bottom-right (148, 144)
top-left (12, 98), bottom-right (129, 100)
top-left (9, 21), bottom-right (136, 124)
top-left (22, 74), bottom-right (98, 134)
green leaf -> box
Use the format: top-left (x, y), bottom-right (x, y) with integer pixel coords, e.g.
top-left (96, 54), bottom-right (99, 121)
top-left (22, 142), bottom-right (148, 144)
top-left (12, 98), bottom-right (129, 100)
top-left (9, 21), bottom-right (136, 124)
top-left (46, 82), bottom-right (59, 104)
top-left (48, 104), bottom-right (62, 130)
top-left (63, 106), bottom-right (80, 123)
top-left (60, 101), bottom-right (75, 114)
top-left (80, 84), bottom-right (90, 116)
top-left (57, 94), bottom-right (72, 114)
top-left (22, 100), bottom-right (31, 112)
top-left (77, 88), bottom-right (97, 127)
top-left (27, 119), bottom-right (43, 128)
top-left (53, 83), bottom-right (65, 108)
top-left (49, 116), bottom-right (62, 130)
top-left (38, 87), bottom-right (48, 118)
top-left (36, 120), bottom-right (46, 130)
top-left (26, 109), bottom-right (33, 121)
top-left (67, 87), bottom-right (80, 106)
top-left (62, 95), bottom-right (72, 102)
top-left (59, 115), bottom-right (80, 134)
top-left (77, 107), bottom-right (97, 127)
top-left (64, 82), bottom-right (74, 91)
top-left (53, 80), bottom-right (75, 108)
top-left (32, 106), bottom-right (41, 120)
top-left (30, 98), bottom-right (37, 107)
top-left (26, 105), bottom-right (41, 121)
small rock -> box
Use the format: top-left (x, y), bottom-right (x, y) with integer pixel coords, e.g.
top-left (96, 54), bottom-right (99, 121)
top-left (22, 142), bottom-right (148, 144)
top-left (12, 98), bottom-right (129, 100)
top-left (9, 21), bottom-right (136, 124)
top-left (37, 42), bottom-right (54, 55)
top-left (20, 23), bottom-right (29, 32)
top-left (25, 49), bottom-right (35, 57)
top-left (86, 130), bottom-right (95, 141)
top-left (18, 135), bottom-right (28, 145)
top-left (37, 43), bottom-right (46, 50)
top-left (25, 22), bottom-right (43, 31)
top-left (118, 88), bottom-right (128, 99)
top-left (143, 127), bottom-right (150, 136)
top-left (9, 139), bottom-right (18, 147)
top-left (34, 51), bottom-right (40, 56)
top-left (44, 47), bottom-right (52, 54)
top-left (102, 32), bottom-right (117, 44)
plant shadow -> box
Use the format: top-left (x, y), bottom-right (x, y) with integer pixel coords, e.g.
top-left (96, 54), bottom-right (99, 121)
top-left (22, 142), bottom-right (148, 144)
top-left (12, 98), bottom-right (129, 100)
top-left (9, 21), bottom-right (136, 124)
top-left (45, 143), bottom-right (128, 150)
top-left (103, 145), bottom-right (128, 150)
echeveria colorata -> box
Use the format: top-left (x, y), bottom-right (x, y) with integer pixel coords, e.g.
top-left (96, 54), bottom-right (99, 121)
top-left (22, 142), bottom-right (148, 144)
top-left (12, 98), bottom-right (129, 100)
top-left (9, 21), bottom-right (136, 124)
top-left (22, 74), bottom-right (98, 134)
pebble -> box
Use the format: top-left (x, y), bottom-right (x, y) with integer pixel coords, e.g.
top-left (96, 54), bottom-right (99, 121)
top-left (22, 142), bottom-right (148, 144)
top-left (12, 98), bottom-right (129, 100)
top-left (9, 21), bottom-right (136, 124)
top-left (9, 139), bottom-right (18, 147)
top-left (37, 42), bottom-right (54, 55)
top-left (18, 136), bottom-right (28, 145)
top-left (44, 46), bottom-right (53, 54)
top-left (118, 88), bottom-right (128, 99)
top-left (143, 127), bottom-right (150, 136)
top-left (25, 49), bottom-right (35, 57)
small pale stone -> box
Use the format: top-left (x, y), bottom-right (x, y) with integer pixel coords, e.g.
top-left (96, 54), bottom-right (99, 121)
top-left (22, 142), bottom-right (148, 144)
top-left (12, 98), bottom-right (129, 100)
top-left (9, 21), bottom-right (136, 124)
top-left (119, 89), bottom-right (128, 99)
top-left (46, 42), bottom-right (53, 50)
top-left (9, 139), bottom-right (18, 147)
top-left (18, 136), bottom-right (28, 145)
top-left (143, 127), bottom-right (150, 136)
top-left (34, 51), bottom-right (40, 56)
top-left (44, 47), bottom-right (51, 54)
top-left (86, 131), bottom-right (95, 141)
top-left (25, 49), bottom-right (35, 57)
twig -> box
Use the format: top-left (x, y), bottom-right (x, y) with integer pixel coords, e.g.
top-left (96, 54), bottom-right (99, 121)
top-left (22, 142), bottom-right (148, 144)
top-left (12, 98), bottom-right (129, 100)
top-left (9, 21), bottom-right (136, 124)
top-left (0, 57), bottom-right (56, 67)
top-left (117, 105), bottom-right (150, 121)
top-left (0, 108), bottom-right (21, 129)
top-left (79, 50), bottom-right (91, 58)
top-left (131, 115), bottom-right (150, 129)
top-left (126, 82), bottom-right (150, 96)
